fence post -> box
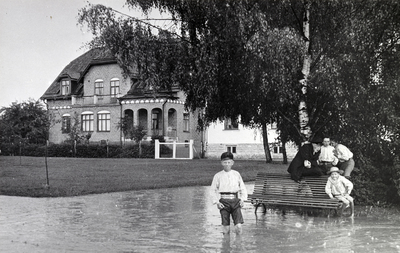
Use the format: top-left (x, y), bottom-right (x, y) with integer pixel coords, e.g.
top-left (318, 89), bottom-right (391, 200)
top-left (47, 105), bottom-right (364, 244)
top-left (189, 139), bottom-right (193, 159)
top-left (45, 140), bottom-right (49, 186)
top-left (172, 141), bottom-right (176, 159)
top-left (155, 139), bottom-right (160, 159)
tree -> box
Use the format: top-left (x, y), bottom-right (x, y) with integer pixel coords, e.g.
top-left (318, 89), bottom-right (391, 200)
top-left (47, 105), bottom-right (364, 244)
top-left (118, 115), bottom-right (147, 156)
top-left (78, 0), bottom-right (307, 162)
top-left (63, 112), bottom-right (88, 156)
top-left (0, 99), bottom-right (50, 145)
top-left (78, 0), bottom-right (400, 204)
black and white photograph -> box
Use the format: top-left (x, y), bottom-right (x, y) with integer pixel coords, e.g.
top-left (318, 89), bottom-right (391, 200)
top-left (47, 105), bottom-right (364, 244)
top-left (1, 0), bottom-right (400, 252)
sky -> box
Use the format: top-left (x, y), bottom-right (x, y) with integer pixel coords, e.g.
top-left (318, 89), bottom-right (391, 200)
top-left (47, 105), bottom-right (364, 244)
top-left (0, 0), bottom-right (170, 108)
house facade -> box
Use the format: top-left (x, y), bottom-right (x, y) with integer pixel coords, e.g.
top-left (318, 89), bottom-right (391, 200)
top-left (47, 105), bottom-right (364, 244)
top-left (204, 121), bottom-right (298, 160)
top-left (41, 48), bottom-right (296, 160)
top-left (41, 49), bottom-right (202, 152)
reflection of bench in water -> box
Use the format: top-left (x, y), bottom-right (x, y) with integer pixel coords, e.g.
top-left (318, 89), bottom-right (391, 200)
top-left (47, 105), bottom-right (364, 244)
top-left (247, 173), bottom-right (354, 217)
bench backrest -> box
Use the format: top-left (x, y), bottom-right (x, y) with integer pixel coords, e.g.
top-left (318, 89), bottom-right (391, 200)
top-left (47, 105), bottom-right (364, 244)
top-left (253, 172), bottom-right (330, 199)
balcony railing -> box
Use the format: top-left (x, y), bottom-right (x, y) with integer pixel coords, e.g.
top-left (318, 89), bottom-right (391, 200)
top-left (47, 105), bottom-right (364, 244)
top-left (72, 95), bottom-right (119, 105)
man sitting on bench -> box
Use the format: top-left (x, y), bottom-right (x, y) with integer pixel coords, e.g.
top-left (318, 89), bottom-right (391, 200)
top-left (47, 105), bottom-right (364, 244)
top-left (287, 136), bottom-right (324, 182)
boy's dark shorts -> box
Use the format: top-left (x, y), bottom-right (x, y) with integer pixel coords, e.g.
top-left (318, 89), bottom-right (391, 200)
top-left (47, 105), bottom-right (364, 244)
top-left (219, 198), bottom-right (244, 226)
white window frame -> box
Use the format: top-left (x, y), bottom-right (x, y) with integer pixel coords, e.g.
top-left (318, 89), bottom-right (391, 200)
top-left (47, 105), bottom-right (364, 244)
top-left (183, 113), bottom-right (190, 132)
top-left (224, 117), bottom-right (239, 130)
top-left (110, 78), bottom-right (120, 98)
top-left (61, 113), bottom-right (71, 133)
top-left (94, 79), bottom-right (104, 95)
top-left (97, 110), bottom-right (111, 132)
top-left (61, 80), bottom-right (70, 95)
top-left (81, 111), bottom-right (94, 132)
top-left (273, 145), bottom-right (283, 154)
top-left (226, 145), bottom-right (237, 154)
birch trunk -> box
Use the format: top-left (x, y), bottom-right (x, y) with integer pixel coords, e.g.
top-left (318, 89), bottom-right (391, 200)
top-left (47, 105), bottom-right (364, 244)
top-left (262, 122), bottom-right (273, 163)
top-left (299, 0), bottom-right (312, 142)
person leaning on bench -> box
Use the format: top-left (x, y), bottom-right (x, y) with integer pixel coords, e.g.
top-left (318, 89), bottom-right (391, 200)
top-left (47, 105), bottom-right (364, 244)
top-left (330, 137), bottom-right (355, 179)
top-left (287, 136), bottom-right (324, 182)
top-left (211, 152), bottom-right (248, 235)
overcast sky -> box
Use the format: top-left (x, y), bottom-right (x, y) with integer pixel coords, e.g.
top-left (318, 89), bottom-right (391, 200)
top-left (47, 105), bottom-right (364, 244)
top-left (0, 0), bottom-right (169, 108)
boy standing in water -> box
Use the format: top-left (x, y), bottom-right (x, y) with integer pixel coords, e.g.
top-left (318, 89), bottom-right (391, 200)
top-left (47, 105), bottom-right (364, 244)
top-left (211, 152), bottom-right (248, 234)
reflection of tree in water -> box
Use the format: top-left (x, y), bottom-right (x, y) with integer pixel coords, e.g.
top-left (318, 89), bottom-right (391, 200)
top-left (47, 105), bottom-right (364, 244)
top-left (2, 187), bottom-right (400, 252)
top-left (116, 187), bottom-right (208, 240)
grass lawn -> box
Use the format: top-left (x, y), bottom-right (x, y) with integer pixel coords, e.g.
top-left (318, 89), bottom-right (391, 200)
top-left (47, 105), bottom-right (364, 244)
top-left (0, 156), bottom-right (288, 197)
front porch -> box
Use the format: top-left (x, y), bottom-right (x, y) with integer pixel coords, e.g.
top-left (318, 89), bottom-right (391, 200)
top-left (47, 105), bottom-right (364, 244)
top-left (121, 99), bottom-right (187, 142)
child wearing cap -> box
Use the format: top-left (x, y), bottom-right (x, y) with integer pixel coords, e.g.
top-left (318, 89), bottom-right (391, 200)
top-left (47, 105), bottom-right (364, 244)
top-left (210, 152), bottom-right (248, 234)
top-left (325, 167), bottom-right (354, 208)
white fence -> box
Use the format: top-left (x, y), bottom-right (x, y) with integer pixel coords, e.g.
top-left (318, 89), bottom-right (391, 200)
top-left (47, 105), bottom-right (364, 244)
top-left (154, 139), bottom-right (193, 159)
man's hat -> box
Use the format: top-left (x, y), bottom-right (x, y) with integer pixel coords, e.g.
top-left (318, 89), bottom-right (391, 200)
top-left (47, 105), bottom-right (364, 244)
top-left (327, 167), bottom-right (344, 175)
top-left (221, 152), bottom-right (234, 161)
top-left (310, 136), bottom-right (323, 144)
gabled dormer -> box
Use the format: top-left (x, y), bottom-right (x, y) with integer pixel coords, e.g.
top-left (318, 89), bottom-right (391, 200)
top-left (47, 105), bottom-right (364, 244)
top-left (41, 48), bottom-right (115, 101)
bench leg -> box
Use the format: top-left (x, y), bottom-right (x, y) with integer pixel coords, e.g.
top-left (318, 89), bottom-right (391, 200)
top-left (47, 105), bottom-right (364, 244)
top-left (254, 203), bottom-right (267, 214)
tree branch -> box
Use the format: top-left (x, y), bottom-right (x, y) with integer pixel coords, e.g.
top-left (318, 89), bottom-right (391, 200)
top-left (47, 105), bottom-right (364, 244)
top-left (277, 108), bottom-right (302, 137)
top-left (109, 7), bottom-right (193, 45)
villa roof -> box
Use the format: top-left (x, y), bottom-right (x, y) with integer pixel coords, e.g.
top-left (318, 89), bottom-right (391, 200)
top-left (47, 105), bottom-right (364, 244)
top-left (41, 48), bottom-right (180, 101)
top-left (41, 48), bottom-right (116, 100)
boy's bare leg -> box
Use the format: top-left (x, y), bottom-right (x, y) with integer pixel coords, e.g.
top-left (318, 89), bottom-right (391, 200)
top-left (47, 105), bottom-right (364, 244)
top-left (222, 225), bottom-right (230, 234)
top-left (235, 224), bottom-right (242, 234)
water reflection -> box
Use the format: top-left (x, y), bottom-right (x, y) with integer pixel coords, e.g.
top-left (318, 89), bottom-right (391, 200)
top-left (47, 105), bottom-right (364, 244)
top-left (1, 184), bottom-right (399, 252)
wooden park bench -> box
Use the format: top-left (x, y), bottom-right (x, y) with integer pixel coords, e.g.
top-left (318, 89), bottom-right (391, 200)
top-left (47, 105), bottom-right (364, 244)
top-left (247, 172), bottom-right (354, 217)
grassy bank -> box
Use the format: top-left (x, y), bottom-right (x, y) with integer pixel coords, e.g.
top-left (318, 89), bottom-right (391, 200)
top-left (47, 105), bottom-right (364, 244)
top-left (0, 156), bottom-right (288, 197)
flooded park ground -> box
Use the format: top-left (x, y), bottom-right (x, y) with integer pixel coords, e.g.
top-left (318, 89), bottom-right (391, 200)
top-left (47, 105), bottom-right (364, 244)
top-left (1, 184), bottom-right (400, 253)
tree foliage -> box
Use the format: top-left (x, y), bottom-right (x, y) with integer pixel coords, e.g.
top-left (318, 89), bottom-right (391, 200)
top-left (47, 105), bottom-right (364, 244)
top-left (78, 0), bottom-right (400, 204)
top-left (0, 100), bottom-right (50, 145)
top-left (118, 115), bottom-right (147, 143)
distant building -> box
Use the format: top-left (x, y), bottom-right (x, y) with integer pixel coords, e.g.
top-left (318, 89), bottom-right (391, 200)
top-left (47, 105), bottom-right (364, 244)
top-left (41, 48), bottom-right (296, 160)
top-left (41, 49), bottom-right (202, 152)
top-left (204, 120), bottom-right (297, 160)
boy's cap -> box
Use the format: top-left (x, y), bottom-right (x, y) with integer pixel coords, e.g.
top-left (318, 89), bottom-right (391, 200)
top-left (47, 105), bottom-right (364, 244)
top-left (327, 167), bottom-right (344, 175)
top-left (221, 152), bottom-right (234, 161)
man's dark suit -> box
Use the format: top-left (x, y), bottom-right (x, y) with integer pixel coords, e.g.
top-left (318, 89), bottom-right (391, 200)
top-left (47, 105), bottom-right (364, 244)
top-left (287, 143), bottom-right (323, 182)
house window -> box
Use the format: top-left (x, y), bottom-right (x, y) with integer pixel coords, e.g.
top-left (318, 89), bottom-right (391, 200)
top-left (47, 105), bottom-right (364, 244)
top-left (81, 112), bottom-right (94, 132)
top-left (110, 78), bottom-right (120, 98)
top-left (183, 113), bottom-right (190, 132)
top-left (94, 79), bottom-right (104, 95)
top-left (270, 123), bottom-right (277, 130)
top-left (97, 111), bottom-right (111, 132)
top-left (152, 112), bottom-right (159, 129)
top-left (227, 146), bottom-right (237, 154)
top-left (273, 145), bottom-right (283, 154)
top-left (61, 114), bottom-right (71, 133)
top-left (224, 118), bottom-right (238, 130)
top-left (61, 80), bottom-right (70, 95)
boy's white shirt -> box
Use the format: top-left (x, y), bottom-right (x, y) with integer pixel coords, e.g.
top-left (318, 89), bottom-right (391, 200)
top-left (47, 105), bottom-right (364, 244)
top-left (211, 169), bottom-right (248, 204)
top-left (325, 175), bottom-right (353, 198)
top-left (335, 144), bottom-right (353, 161)
top-left (319, 145), bottom-right (339, 165)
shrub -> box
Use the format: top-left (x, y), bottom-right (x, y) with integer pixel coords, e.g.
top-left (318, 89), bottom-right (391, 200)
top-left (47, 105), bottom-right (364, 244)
top-left (0, 142), bottom-right (171, 159)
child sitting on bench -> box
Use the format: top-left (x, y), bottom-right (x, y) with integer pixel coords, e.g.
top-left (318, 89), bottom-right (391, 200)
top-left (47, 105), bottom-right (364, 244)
top-left (325, 167), bottom-right (354, 208)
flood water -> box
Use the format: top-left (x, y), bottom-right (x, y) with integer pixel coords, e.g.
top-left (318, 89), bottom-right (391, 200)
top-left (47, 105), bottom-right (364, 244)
top-left (1, 184), bottom-right (400, 253)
